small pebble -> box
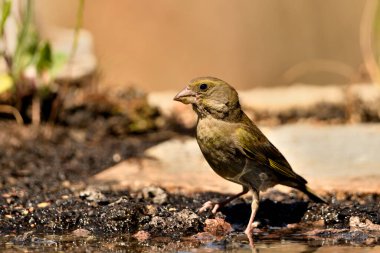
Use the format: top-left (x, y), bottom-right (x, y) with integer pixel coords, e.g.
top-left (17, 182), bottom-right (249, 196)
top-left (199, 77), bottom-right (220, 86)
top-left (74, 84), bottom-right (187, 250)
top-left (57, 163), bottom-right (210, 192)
top-left (37, 202), bottom-right (50, 208)
top-left (72, 228), bottom-right (91, 237)
top-left (133, 230), bottom-right (150, 242)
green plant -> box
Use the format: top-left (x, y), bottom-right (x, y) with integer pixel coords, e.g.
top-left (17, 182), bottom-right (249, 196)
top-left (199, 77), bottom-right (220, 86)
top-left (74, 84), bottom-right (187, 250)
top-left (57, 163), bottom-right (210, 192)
top-left (0, 0), bottom-right (84, 124)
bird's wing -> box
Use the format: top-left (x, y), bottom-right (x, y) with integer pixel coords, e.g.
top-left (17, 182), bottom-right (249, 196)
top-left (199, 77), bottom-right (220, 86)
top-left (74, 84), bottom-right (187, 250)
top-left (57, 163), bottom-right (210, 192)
top-left (234, 126), bottom-right (307, 184)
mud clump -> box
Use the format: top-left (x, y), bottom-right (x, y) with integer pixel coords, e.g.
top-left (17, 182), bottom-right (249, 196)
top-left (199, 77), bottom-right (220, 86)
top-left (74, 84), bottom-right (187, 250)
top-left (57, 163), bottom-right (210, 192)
top-left (302, 192), bottom-right (380, 228)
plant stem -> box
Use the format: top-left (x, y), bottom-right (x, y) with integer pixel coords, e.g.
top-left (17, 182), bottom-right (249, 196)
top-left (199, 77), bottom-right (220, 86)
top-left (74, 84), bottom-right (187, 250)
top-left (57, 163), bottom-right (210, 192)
top-left (12, 0), bottom-right (33, 79)
top-left (70, 0), bottom-right (85, 60)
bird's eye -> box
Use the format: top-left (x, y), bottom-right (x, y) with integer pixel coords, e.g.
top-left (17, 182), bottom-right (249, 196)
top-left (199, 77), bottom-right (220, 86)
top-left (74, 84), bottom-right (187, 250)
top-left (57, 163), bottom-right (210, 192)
top-left (199, 83), bottom-right (208, 90)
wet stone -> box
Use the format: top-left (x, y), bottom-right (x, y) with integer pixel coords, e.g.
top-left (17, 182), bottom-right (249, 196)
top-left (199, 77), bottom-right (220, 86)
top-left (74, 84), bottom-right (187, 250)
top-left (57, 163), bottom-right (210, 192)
top-left (13, 231), bottom-right (57, 246)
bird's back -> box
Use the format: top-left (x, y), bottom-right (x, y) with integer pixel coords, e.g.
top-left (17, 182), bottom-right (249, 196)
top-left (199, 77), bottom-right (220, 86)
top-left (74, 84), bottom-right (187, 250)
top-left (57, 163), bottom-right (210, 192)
top-left (197, 112), bottom-right (308, 190)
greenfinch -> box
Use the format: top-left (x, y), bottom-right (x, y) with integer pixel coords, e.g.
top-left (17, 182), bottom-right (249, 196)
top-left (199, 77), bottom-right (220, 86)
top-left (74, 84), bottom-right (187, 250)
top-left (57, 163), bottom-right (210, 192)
top-left (174, 77), bottom-right (326, 240)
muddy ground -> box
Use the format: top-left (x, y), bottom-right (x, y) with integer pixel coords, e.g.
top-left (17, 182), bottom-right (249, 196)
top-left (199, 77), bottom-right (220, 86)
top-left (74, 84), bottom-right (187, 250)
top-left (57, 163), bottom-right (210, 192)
top-left (0, 121), bottom-right (379, 251)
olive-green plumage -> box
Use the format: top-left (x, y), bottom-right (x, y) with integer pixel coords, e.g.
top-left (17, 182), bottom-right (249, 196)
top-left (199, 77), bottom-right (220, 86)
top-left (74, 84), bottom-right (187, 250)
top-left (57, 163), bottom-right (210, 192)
top-left (174, 77), bottom-right (326, 238)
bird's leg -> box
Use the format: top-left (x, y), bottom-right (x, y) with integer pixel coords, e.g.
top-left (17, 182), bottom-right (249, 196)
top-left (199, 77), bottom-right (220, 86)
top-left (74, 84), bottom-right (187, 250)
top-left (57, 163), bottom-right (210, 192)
top-left (198, 186), bottom-right (249, 214)
top-left (244, 190), bottom-right (259, 247)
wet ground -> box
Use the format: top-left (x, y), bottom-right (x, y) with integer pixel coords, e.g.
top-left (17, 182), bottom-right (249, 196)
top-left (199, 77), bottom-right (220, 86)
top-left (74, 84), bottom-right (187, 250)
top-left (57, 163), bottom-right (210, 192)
top-left (0, 122), bottom-right (380, 252)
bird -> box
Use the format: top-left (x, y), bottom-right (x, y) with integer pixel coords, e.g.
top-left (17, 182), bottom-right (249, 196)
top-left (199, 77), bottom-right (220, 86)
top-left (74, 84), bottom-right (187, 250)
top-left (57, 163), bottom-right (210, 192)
top-left (173, 77), bottom-right (326, 242)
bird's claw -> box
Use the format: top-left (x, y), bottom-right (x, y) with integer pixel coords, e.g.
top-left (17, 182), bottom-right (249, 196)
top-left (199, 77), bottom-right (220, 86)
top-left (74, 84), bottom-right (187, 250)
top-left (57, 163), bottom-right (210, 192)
top-left (198, 201), bottom-right (220, 214)
top-left (244, 221), bottom-right (260, 235)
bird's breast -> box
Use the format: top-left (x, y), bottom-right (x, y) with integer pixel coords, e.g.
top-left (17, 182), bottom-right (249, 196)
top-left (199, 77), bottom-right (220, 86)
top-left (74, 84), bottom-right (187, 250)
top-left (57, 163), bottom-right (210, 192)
top-left (196, 118), bottom-right (245, 181)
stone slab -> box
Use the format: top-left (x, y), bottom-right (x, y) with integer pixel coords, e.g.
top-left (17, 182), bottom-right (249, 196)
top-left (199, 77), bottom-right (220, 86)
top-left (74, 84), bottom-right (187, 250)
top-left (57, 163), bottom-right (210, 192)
top-left (93, 123), bottom-right (380, 193)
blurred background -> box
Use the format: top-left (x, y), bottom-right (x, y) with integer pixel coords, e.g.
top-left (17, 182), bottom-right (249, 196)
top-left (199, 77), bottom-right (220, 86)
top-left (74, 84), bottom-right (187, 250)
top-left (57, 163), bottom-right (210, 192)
top-left (0, 0), bottom-right (379, 132)
top-left (32, 0), bottom-right (376, 90)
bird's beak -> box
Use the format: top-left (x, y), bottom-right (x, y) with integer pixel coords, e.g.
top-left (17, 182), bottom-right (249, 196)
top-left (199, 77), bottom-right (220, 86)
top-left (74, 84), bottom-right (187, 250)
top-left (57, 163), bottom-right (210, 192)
top-left (173, 86), bottom-right (197, 104)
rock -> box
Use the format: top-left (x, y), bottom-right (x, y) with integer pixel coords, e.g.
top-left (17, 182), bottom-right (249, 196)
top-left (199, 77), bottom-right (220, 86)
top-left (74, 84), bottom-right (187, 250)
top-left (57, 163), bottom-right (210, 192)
top-left (239, 84), bottom-right (345, 112)
top-left (142, 186), bottom-right (168, 205)
top-left (347, 84), bottom-right (380, 123)
top-left (145, 204), bottom-right (158, 215)
top-left (79, 187), bottom-right (108, 204)
top-left (148, 91), bottom-right (197, 129)
top-left (149, 216), bottom-right (166, 228)
top-left (147, 91), bottom-right (176, 115)
top-left (349, 84), bottom-right (380, 104)
top-left (133, 230), bottom-right (150, 242)
top-left (171, 103), bottom-right (197, 129)
top-left (44, 28), bottom-right (97, 81)
top-left (93, 121), bottom-right (380, 194)
top-left (92, 139), bottom-right (241, 193)
top-left (72, 228), bottom-right (91, 237)
top-left (147, 208), bottom-right (202, 237)
top-left (37, 202), bottom-right (51, 208)
top-left (267, 124), bottom-right (380, 192)
top-left (350, 216), bottom-right (380, 231)
top-left (204, 218), bottom-right (232, 237)
top-left (173, 209), bottom-right (200, 230)
top-left (311, 219), bottom-right (325, 228)
top-left (144, 138), bottom-right (207, 173)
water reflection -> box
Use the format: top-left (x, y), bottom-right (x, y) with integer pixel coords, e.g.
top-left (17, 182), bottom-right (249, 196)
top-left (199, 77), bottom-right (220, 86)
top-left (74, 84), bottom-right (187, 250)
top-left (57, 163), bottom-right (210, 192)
top-left (1, 234), bottom-right (379, 252)
top-left (194, 240), bottom-right (380, 253)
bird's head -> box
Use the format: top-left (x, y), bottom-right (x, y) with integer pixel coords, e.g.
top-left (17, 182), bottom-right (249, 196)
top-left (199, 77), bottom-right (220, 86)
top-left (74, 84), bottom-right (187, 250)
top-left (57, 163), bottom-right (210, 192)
top-left (174, 77), bottom-right (241, 120)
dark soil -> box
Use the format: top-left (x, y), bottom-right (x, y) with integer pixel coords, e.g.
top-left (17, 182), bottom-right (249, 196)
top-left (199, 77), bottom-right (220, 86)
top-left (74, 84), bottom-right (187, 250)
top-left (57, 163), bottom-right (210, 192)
top-left (0, 122), bottom-right (379, 250)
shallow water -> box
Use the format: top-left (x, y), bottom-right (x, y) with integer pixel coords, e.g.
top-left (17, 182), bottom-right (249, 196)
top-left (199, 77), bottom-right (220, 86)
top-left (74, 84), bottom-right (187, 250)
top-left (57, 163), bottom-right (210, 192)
top-left (194, 241), bottom-right (380, 253)
top-left (1, 233), bottom-right (379, 253)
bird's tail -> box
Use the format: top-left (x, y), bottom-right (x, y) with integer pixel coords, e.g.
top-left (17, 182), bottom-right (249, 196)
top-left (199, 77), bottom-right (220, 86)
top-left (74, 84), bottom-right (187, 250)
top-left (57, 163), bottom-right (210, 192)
top-left (298, 185), bottom-right (327, 204)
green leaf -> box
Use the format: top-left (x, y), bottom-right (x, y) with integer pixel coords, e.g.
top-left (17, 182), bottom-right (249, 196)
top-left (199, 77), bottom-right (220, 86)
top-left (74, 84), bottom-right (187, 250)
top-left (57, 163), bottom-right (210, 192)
top-left (36, 41), bottom-right (52, 73)
top-left (12, 0), bottom-right (34, 79)
top-left (50, 51), bottom-right (68, 77)
top-left (0, 73), bottom-right (13, 94)
top-left (0, 0), bottom-right (11, 36)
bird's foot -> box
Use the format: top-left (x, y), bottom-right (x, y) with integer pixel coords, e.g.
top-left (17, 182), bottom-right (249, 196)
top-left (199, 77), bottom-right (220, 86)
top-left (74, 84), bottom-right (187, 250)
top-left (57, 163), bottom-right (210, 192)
top-left (244, 221), bottom-right (260, 236)
top-left (198, 201), bottom-right (220, 214)
top-left (244, 221), bottom-right (259, 248)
